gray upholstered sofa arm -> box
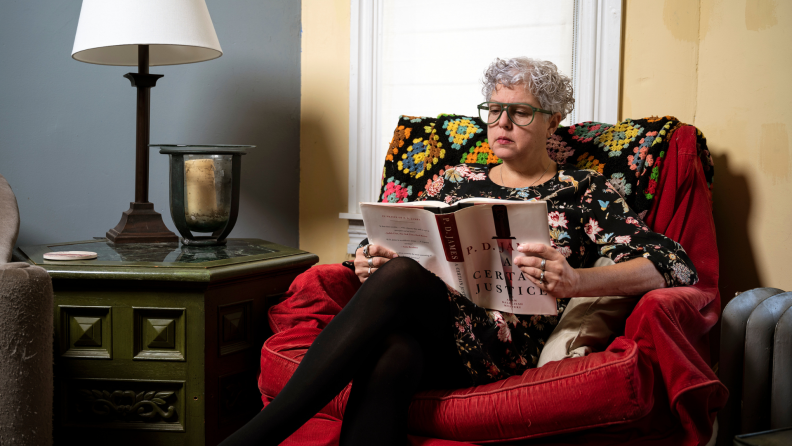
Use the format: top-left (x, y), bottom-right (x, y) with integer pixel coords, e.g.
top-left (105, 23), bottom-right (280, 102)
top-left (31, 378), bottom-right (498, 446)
top-left (0, 174), bottom-right (20, 264)
top-left (0, 173), bottom-right (53, 445)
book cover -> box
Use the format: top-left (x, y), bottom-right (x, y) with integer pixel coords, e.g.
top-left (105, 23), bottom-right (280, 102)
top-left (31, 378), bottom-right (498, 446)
top-left (360, 200), bottom-right (556, 315)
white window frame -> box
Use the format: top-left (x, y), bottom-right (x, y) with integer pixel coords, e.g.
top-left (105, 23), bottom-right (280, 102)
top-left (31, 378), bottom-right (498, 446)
top-left (570, 0), bottom-right (623, 125)
top-left (340, 0), bottom-right (623, 253)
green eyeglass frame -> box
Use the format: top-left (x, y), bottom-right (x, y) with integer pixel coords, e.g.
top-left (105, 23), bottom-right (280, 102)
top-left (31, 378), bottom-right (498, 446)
top-left (477, 101), bottom-right (554, 126)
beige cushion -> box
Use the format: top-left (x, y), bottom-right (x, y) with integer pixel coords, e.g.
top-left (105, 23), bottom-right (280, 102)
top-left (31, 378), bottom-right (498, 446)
top-left (537, 257), bottom-right (640, 367)
top-left (0, 174), bottom-right (20, 264)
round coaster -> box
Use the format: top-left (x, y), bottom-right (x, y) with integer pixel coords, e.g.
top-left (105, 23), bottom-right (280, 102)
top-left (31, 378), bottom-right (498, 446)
top-left (43, 251), bottom-right (98, 261)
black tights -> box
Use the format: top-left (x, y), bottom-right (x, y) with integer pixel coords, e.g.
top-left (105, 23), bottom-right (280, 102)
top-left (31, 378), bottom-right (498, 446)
top-left (220, 257), bottom-right (469, 446)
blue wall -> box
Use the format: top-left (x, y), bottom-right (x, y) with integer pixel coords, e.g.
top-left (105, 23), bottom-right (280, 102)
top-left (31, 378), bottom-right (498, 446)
top-left (0, 0), bottom-right (301, 248)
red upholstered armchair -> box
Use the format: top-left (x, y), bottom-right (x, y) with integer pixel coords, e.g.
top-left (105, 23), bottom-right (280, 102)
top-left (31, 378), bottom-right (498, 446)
top-left (257, 116), bottom-right (727, 445)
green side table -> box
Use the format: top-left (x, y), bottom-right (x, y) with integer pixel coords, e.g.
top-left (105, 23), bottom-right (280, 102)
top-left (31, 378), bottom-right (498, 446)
top-left (16, 238), bottom-right (318, 446)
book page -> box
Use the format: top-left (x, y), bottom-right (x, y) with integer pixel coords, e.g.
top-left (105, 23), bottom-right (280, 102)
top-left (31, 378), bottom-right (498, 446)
top-left (456, 197), bottom-right (517, 204)
top-left (360, 204), bottom-right (456, 289)
top-left (454, 202), bottom-right (557, 315)
top-left (361, 201), bottom-right (448, 208)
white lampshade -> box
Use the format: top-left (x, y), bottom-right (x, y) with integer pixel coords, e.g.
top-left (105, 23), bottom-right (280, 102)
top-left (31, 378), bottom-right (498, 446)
top-left (72, 0), bottom-right (222, 66)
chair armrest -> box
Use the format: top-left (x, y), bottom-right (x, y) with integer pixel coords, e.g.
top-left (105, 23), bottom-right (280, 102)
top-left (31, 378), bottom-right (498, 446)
top-left (267, 264), bottom-right (360, 334)
top-left (624, 284), bottom-right (726, 445)
top-left (627, 286), bottom-right (717, 340)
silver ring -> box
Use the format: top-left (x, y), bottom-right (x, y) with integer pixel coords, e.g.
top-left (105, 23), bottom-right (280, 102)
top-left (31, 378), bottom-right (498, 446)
top-left (367, 257), bottom-right (374, 268)
top-left (539, 270), bottom-right (545, 283)
top-left (540, 259), bottom-right (546, 271)
top-left (368, 267), bottom-right (372, 275)
top-left (363, 244), bottom-right (373, 258)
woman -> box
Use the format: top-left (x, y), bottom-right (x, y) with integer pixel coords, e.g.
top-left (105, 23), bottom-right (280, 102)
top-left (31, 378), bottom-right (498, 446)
top-left (221, 57), bottom-right (696, 446)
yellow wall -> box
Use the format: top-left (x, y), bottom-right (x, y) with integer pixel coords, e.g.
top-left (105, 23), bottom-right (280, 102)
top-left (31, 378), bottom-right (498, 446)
top-left (299, 0), bottom-right (351, 264)
top-left (623, 0), bottom-right (792, 300)
top-left (301, 0), bottom-right (792, 300)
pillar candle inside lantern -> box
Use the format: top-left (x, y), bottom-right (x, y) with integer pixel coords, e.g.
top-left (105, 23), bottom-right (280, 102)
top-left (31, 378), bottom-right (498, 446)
top-left (184, 158), bottom-right (221, 232)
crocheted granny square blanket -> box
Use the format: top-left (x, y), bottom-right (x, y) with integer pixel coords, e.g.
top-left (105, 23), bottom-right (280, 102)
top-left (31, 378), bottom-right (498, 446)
top-left (380, 114), bottom-right (714, 216)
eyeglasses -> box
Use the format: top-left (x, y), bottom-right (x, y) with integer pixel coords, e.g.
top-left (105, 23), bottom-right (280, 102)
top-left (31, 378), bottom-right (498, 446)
top-left (477, 101), bottom-right (553, 127)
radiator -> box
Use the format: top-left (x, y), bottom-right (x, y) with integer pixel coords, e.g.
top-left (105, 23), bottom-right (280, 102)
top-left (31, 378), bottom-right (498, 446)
top-left (717, 288), bottom-right (792, 446)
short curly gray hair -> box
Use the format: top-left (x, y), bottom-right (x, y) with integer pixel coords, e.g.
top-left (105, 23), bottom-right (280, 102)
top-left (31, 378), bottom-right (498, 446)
top-left (482, 57), bottom-right (575, 120)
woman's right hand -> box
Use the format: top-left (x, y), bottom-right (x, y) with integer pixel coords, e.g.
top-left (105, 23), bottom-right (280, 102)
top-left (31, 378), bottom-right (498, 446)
top-left (354, 244), bottom-right (398, 283)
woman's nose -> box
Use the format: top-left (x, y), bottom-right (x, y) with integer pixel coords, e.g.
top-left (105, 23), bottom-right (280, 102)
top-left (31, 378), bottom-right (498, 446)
top-left (497, 109), bottom-right (512, 128)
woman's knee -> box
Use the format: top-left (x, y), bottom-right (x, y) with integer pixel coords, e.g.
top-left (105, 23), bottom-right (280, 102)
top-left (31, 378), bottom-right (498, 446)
top-left (350, 256), bottom-right (447, 320)
top-left (369, 257), bottom-right (441, 301)
top-left (366, 257), bottom-right (429, 294)
top-left (375, 256), bottom-right (425, 279)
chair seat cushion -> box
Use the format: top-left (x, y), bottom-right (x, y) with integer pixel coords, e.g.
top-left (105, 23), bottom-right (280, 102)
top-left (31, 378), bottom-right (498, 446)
top-left (259, 326), bottom-right (653, 443)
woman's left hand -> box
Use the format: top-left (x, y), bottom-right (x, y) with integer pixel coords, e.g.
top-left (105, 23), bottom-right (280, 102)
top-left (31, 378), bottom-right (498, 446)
top-left (514, 243), bottom-right (580, 299)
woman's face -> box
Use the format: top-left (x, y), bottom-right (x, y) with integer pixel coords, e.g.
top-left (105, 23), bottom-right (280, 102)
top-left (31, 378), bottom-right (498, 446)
top-left (487, 84), bottom-right (560, 164)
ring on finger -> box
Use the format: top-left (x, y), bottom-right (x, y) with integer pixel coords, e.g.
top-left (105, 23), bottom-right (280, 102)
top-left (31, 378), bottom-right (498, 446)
top-left (368, 266), bottom-right (372, 275)
top-left (539, 270), bottom-right (545, 283)
top-left (367, 257), bottom-right (374, 268)
top-left (540, 259), bottom-right (546, 271)
top-left (363, 244), bottom-right (373, 258)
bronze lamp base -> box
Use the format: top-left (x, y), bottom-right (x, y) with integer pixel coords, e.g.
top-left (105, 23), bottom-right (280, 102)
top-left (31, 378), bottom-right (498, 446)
top-left (106, 202), bottom-right (178, 244)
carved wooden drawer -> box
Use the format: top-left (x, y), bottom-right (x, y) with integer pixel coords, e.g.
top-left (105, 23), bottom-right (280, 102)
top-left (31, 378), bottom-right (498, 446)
top-left (18, 239), bottom-right (318, 446)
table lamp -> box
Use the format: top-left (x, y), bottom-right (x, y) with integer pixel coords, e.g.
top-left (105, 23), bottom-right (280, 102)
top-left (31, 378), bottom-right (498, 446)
top-left (71, 0), bottom-right (223, 244)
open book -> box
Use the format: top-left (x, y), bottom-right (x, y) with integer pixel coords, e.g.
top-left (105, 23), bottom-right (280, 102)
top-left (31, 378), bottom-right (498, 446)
top-left (360, 198), bottom-right (556, 315)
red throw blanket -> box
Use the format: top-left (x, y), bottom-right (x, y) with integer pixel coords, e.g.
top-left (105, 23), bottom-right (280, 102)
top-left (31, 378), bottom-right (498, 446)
top-left (259, 125), bottom-right (727, 445)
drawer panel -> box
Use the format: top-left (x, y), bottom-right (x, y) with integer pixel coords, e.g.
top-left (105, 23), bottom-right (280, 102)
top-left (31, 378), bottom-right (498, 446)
top-left (61, 378), bottom-right (186, 432)
top-left (59, 305), bottom-right (112, 359)
top-left (133, 307), bottom-right (187, 361)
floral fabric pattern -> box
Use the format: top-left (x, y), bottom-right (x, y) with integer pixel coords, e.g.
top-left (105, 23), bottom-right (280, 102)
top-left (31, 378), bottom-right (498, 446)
top-left (367, 113), bottom-right (712, 386)
top-left (407, 163), bottom-right (698, 385)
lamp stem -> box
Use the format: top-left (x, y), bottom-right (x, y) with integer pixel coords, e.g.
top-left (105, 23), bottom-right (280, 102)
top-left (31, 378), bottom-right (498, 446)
top-left (139, 45), bottom-right (149, 75)
top-left (106, 45), bottom-right (178, 244)
top-left (135, 45), bottom-right (150, 203)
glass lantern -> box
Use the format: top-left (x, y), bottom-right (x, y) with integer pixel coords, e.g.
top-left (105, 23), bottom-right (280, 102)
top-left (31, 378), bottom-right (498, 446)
top-left (153, 145), bottom-right (253, 246)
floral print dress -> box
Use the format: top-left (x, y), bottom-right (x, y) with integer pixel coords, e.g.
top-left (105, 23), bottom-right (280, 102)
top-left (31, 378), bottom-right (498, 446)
top-left (363, 163), bottom-right (698, 386)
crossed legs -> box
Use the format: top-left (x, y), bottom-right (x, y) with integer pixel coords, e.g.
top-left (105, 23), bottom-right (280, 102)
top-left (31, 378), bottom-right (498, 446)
top-left (219, 257), bottom-right (468, 446)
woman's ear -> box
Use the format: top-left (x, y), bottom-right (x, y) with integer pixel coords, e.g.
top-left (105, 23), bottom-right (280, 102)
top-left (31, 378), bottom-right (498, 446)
top-left (546, 112), bottom-right (563, 138)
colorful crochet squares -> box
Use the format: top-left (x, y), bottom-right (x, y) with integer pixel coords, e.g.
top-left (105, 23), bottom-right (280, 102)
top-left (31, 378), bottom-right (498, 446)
top-left (380, 114), bottom-right (712, 214)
